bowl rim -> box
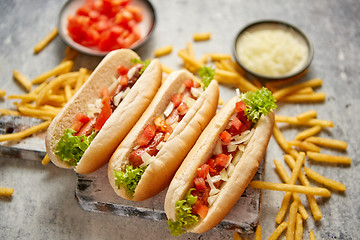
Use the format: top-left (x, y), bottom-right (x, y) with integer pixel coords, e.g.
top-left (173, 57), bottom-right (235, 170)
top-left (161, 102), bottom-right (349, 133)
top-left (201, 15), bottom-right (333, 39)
top-left (233, 19), bottom-right (314, 81)
top-left (57, 0), bottom-right (157, 57)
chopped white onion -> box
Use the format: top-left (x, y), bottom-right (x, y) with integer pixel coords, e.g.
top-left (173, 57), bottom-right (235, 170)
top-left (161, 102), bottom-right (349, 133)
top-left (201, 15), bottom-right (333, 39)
top-left (183, 96), bottom-right (196, 109)
top-left (190, 87), bottom-right (203, 98)
top-left (232, 150), bottom-right (243, 167)
top-left (139, 152), bottom-right (155, 167)
top-left (163, 102), bottom-right (174, 117)
top-left (209, 188), bottom-right (220, 196)
top-left (236, 88), bottom-right (241, 97)
top-left (206, 173), bottom-right (217, 192)
top-left (220, 168), bottom-right (228, 181)
top-left (178, 84), bottom-right (186, 94)
top-left (108, 76), bottom-right (119, 93)
top-left (210, 175), bottom-right (221, 183)
top-left (228, 129), bottom-right (254, 145)
top-left (113, 87), bottom-right (131, 106)
top-left (207, 194), bottom-right (219, 206)
top-left (156, 141), bottom-right (165, 151)
top-left (238, 144), bottom-right (245, 152)
top-left (127, 66), bottom-right (138, 79)
top-left (227, 144), bottom-right (237, 153)
top-left (227, 162), bottom-right (235, 177)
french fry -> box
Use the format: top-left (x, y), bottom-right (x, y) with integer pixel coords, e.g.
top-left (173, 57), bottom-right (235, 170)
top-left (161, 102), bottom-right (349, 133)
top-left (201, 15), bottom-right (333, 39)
top-left (33, 27), bottom-right (58, 54)
top-left (272, 78), bottom-right (323, 100)
top-left (255, 225), bottom-right (262, 240)
top-left (304, 167), bottom-right (346, 191)
top-left (0, 188), bottom-right (14, 197)
top-left (209, 53), bottom-right (232, 61)
top-left (186, 42), bottom-right (195, 58)
top-left (286, 200), bottom-right (299, 240)
top-left (296, 110), bottom-right (317, 121)
top-left (74, 68), bottom-right (87, 93)
top-left (293, 86), bottom-right (313, 95)
top-left (289, 140), bottom-right (322, 152)
top-left (17, 105), bottom-right (59, 119)
top-left (41, 154), bottom-right (51, 166)
top-left (233, 232), bottom-right (243, 240)
top-left (249, 181), bottom-right (331, 197)
top-left (0, 108), bottom-right (20, 116)
top-left (154, 45), bottom-right (173, 57)
top-left (215, 69), bottom-right (258, 92)
top-left (32, 60), bottom-right (74, 84)
top-left (275, 115), bottom-right (334, 128)
top-left (295, 213), bottom-right (303, 240)
top-left (62, 46), bottom-right (78, 62)
top-left (178, 49), bottom-right (203, 71)
top-left (276, 192), bottom-right (292, 224)
top-left (309, 229), bottom-right (316, 240)
top-left (279, 92), bottom-right (326, 103)
top-left (268, 222), bottom-right (288, 240)
top-left (7, 94), bottom-right (37, 102)
top-left (295, 125), bottom-right (322, 140)
top-left (13, 70), bottom-right (32, 91)
top-left (305, 136), bottom-right (347, 151)
top-left (193, 32), bottom-right (211, 41)
top-left (272, 124), bottom-right (300, 159)
top-left (161, 64), bottom-right (174, 74)
top-left (0, 120), bottom-right (51, 142)
top-left (284, 155), bottom-right (322, 221)
top-left (0, 89), bottom-right (6, 97)
top-left (307, 151), bottom-right (351, 165)
top-left (64, 84), bottom-right (73, 102)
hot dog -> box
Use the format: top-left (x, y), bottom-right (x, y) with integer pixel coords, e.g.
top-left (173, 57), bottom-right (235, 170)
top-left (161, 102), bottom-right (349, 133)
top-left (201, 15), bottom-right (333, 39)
top-left (45, 49), bottom-right (162, 174)
top-left (165, 87), bottom-right (277, 235)
top-left (107, 68), bottom-right (219, 201)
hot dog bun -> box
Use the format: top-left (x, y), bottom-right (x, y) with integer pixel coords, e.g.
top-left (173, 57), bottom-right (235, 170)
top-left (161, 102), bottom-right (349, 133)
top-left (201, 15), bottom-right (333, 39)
top-left (108, 69), bottom-right (219, 201)
top-left (165, 96), bottom-right (274, 233)
top-left (45, 49), bottom-right (162, 174)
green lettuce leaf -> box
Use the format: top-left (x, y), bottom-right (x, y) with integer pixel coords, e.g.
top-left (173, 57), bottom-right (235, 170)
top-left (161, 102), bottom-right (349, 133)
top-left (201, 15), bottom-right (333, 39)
top-left (131, 58), bottom-right (151, 74)
top-left (240, 87), bottom-right (277, 123)
top-left (114, 165), bottom-right (147, 198)
top-left (168, 188), bottom-right (198, 236)
top-left (198, 66), bottom-right (215, 89)
top-left (55, 129), bottom-right (97, 166)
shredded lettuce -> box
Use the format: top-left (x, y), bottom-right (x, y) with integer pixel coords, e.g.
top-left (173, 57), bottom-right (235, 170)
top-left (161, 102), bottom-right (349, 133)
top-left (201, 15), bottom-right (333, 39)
top-left (114, 165), bottom-right (147, 198)
top-left (198, 66), bottom-right (215, 90)
top-left (168, 188), bottom-right (198, 236)
top-left (131, 58), bottom-right (151, 74)
top-left (240, 87), bottom-right (277, 123)
top-left (55, 129), bottom-right (97, 166)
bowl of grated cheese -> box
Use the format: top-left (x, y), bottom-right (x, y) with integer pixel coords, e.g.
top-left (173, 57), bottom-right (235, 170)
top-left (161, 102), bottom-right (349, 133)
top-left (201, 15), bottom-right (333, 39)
top-left (233, 20), bottom-right (314, 81)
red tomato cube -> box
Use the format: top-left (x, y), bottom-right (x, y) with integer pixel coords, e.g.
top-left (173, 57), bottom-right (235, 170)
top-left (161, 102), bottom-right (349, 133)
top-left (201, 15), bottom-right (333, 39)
top-left (197, 164), bottom-right (210, 179)
top-left (231, 117), bottom-right (242, 131)
top-left (196, 204), bottom-right (209, 219)
top-left (220, 130), bottom-right (231, 143)
top-left (171, 93), bottom-right (183, 107)
top-left (184, 79), bottom-right (194, 88)
top-left (194, 177), bottom-right (207, 191)
top-left (137, 124), bottom-right (156, 147)
top-left (214, 154), bottom-right (230, 168)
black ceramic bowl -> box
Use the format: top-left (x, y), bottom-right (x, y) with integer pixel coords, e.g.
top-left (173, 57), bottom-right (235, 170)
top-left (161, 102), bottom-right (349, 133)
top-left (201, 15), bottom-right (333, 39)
top-left (58, 0), bottom-right (156, 57)
top-left (233, 20), bottom-right (314, 81)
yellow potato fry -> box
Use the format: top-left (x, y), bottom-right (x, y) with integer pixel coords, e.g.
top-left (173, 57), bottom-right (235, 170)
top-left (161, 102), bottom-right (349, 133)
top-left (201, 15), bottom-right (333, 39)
top-left (275, 115), bottom-right (334, 128)
top-left (289, 140), bottom-right (322, 152)
top-left (279, 93), bottom-right (326, 103)
top-left (309, 229), bottom-right (316, 240)
top-left (289, 152), bottom-right (305, 184)
top-left (200, 53), bottom-right (211, 64)
top-left (7, 94), bottom-right (37, 102)
top-left (255, 225), bottom-right (262, 240)
top-left (306, 136), bottom-right (347, 151)
top-left (307, 151), bottom-right (351, 165)
top-left (30, 81), bottom-right (48, 95)
top-left (275, 192), bottom-right (292, 224)
top-left (154, 45), bottom-right (173, 57)
top-left (74, 68), bottom-right (87, 93)
top-left (0, 89), bottom-right (6, 97)
top-left (214, 75), bottom-right (241, 86)
top-left (178, 49), bottom-right (203, 71)
top-left (295, 125), bottom-right (322, 140)
top-left (0, 108), bottom-right (20, 116)
top-left (296, 110), bottom-right (317, 121)
top-left (186, 41), bottom-right (195, 58)
top-left (218, 98), bottom-right (224, 106)
top-left (295, 213), bottom-right (303, 240)
top-left (268, 222), bottom-right (288, 240)
top-left (0, 188), bottom-right (14, 197)
top-left (193, 32), bottom-right (211, 41)
top-left (0, 120), bottom-right (51, 142)
top-left (32, 60), bottom-right (74, 84)
top-left (209, 53), bottom-right (232, 61)
top-left (272, 124), bottom-right (300, 159)
top-left (13, 70), bottom-right (32, 91)
top-left (233, 232), bottom-right (243, 240)
top-left (33, 27), bottom-right (58, 54)
top-left (249, 181), bottom-right (331, 197)
top-left (284, 155), bottom-right (322, 221)
top-left (272, 78), bottom-right (322, 100)
top-left (62, 46), bottom-right (78, 62)
top-left (161, 64), bottom-right (174, 74)
top-left (41, 154), bottom-right (51, 166)
top-left (17, 105), bottom-right (59, 119)
top-left (286, 200), bottom-right (299, 240)
top-left (64, 84), bottom-right (73, 102)
top-left (215, 69), bottom-right (258, 92)
top-left (293, 86), bottom-right (313, 95)
top-left (219, 59), bottom-right (237, 72)
top-left (304, 167), bottom-right (346, 191)
top-left (252, 78), bottom-right (263, 89)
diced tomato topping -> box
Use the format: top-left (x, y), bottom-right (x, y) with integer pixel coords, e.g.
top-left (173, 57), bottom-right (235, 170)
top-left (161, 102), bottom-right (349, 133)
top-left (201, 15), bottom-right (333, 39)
top-left (75, 112), bottom-right (90, 124)
top-left (71, 113), bottom-right (90, 132)
top-left (194, 177), bottom-right (207, 191)
top-left (193, 80), bottom-right (201, 88)
top-left (177, 102), bottom-right (189, 115)
top-left (94, 96), bottom-right (112, 131)
top-left (220, 130), bottom-right (231, 143)
top-left (184, 79), bottom-right (194, 88)
top-left (137, 124), bottom-right (156, 147)
top-left (197, 164), bottom-right (210, 179)
top-left (100, 86), bottom-right (110, 98)
top-left (119, 75), bottom-right (128, 87)
top-left (171, 93), bottom-right (183, 107)
top-left (231, 116), bottom-right (242, 131)
top-left (117, 65), bottom-right (129, 75)
top-left (235, 100), bottom-right (247, 113)
top-left (214, 154), bottom-right (230, 168)
top-left (196, 204), bottom-right (209, 219)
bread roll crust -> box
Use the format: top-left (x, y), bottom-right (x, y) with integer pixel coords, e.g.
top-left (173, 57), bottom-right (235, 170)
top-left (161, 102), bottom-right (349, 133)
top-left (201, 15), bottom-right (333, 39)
top-left (164, 96), bottom-right (275, 233)
top-left (108, 70), bottom-right (219, 201)
top-left (45, 49), bottom-right (162, 174)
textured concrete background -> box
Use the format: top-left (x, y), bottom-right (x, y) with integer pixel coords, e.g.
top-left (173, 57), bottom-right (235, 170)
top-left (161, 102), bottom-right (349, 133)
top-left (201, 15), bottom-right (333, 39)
top-left (0, 0), bottom-right (359, 239)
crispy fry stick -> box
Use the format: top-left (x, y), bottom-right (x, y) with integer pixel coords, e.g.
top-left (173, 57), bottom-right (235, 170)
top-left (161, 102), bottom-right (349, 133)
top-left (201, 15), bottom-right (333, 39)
top-left (161, 64), bottom-right (174, 74)
top-left (275, 115), bottom-right (334, 128)
top-left (276, 192), bottom-right (292, 224)
top-left (293, 86), bottom-right (313, 95)
top-left (286, 200), bottom-right (299, 240)
top-left (32, 60), bottom-right (74, 84)
top-left (255, 225), bottom-right (262, 240)
top-left (309, 229), bottom-right (316, 240)
top-left (178, 49), bottom-right (203, 71)
top-left (17, 105), bottom-right (59, 118)
top-left (33, 27), bottom-right (58, 54)
top-left (279, 93), bottom-right (326, 103)
top-left (215, 69), bottom-right (258, 92)
top-left (154, 45), bottom-right (173, 57)
top-left (193, 32), bottom-right (211, 41)
top-left (272, 78), bottom-right (322, 100)
top-left (295, 213), bottom-right (303, 240)
top-left (74, 68), bottom-right (87, 93)
top-left (307, 151), bottom-right (351, 165)
top-left (272, 124), bottom-right (300, 159)
top-left (305, 137), bottom-right (347, 151)
top-left (268, 222), bottom-right (288, 240)
top-left (284, 155), bottom-right (322, 221)
top-left (249, 181), bottom-right (331, 197)
top-left (289, 140), bottom-right (322, 152)
top-left (0, 108), bottom-right (20, 116)
top-left (64, 84), bottom-right (73, 102)
top-left (296, 110), bottom-right (317, 121)
top-left (0, 89), bottom-right (6, 97)
top-left (13, 70), bottom-right (32, 91)
top-left (0, 120), bottom-right (51, 142)
top-left (233, 232), bottom-right (243, 240)
top-left (0, 188), bottom-right (14, 197)
top-left (209, 53), bottom-right (232, 61)
top-left (41, 154), bottom-right (51, 166)
top-left (304, 167), bottom-right (346, 191)
top-left (62, 46), bottom-right (78, 62)
top-left (295, 125), bottom-right (322, 140)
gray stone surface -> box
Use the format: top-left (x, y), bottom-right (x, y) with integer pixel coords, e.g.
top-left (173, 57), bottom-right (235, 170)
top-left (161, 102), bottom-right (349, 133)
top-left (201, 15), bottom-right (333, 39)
top-left (0, 0), bottom-right (359, 239)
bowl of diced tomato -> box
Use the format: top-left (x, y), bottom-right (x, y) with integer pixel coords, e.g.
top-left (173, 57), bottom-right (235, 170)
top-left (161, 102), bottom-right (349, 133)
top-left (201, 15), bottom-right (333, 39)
top-left (58, 0), bottom-right (156, 56)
